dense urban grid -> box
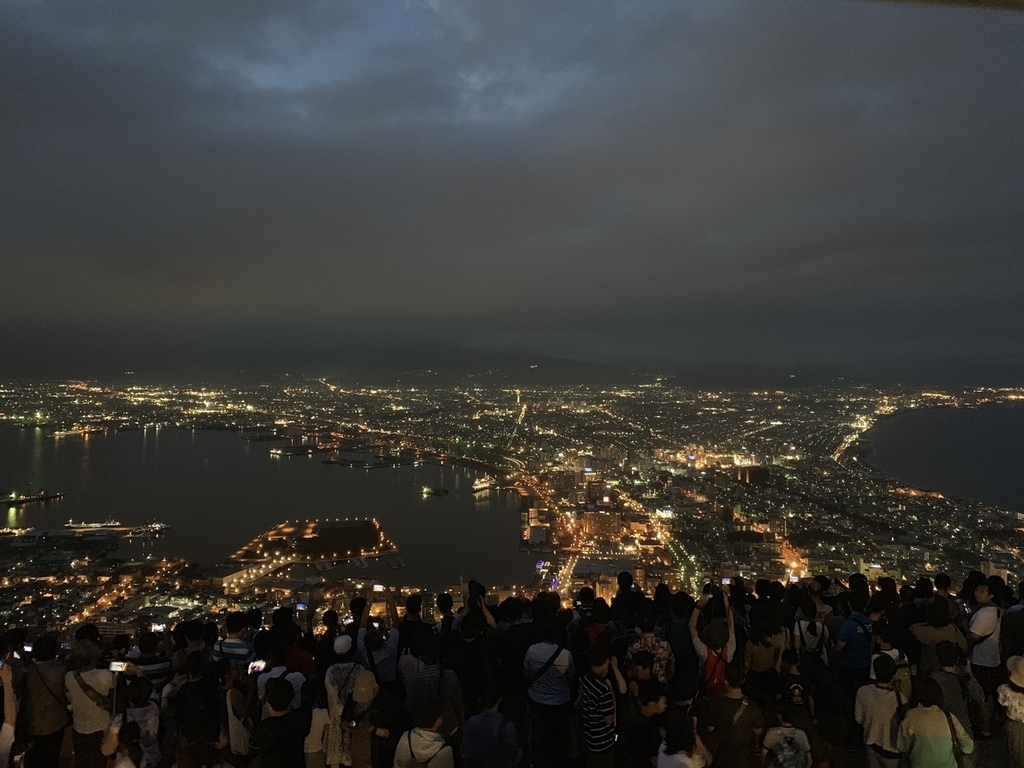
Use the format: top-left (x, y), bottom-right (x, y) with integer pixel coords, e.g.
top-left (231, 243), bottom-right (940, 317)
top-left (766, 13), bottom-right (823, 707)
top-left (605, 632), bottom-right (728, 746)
top-left (0, 378), bottom-right (1023, 767)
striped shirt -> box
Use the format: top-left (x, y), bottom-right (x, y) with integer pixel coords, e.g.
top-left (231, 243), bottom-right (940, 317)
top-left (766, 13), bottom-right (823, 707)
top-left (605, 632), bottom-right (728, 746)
top-left (134, 655), bottom-right (171, 693)
top-left (212, 637), bottom-right (256, 667)
top-left (579, 672), bottom-right (616, 752)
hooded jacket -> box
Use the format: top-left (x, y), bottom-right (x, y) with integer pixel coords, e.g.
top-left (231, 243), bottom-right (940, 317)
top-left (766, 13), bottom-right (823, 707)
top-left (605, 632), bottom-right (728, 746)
top-left (393, 727), bottom-right (453, 768)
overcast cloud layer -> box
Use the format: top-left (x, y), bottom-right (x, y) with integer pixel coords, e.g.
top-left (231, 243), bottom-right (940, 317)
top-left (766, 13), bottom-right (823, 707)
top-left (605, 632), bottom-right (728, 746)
top-left (2, 0), bottom-right (1022, 381)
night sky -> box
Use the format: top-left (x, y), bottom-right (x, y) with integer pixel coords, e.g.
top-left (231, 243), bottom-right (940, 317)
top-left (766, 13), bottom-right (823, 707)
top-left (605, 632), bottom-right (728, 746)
top-left (2, 1), bottom-right (1022, 381)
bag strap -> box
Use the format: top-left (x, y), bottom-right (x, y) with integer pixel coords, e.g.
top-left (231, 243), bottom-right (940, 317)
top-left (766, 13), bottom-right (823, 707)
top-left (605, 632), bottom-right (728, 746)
top-left (34, 664), bottom-right (68, 710)
top-left (337, 664), bottom-right (358, 702)
top-left (730, 698), bottom-right (749, 727)
top-left (73, 670), bottom-right (111, 711)
top-left (528, 644), bottom-right (565, 685)
top-left (944, 711), bottom-right (965, 766)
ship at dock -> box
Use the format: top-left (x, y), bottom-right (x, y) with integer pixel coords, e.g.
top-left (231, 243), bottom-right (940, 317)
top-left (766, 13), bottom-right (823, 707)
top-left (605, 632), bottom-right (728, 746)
top-left (7, 490), bottom-right (65, 506)
top-left (472, 474), bottom-right (499, 492)
top-left (64, 519), bottom-right (170, 538)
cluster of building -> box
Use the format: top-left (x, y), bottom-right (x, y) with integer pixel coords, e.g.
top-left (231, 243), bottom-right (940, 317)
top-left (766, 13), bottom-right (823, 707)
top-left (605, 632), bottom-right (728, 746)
top-left (1, 378), bottom-right (1022, 635)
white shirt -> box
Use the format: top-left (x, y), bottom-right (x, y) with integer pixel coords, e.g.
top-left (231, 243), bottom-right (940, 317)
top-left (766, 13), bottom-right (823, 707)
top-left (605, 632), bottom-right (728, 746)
top-left (65, 669), bottom-right (114, 735)
top-left (257, 666), bottom-right (305, 711)
top-left (969, 605), bottom-right (1001, 668)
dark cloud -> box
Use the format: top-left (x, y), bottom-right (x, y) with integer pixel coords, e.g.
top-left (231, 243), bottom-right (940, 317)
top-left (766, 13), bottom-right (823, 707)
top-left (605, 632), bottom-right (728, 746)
top-left (1, 0), bottom-right (1022, 381)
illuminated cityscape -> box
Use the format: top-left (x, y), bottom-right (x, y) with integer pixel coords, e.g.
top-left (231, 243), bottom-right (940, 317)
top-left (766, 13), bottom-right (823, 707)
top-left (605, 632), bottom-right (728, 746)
top-left (1, 378), bottom-right (1022, 633)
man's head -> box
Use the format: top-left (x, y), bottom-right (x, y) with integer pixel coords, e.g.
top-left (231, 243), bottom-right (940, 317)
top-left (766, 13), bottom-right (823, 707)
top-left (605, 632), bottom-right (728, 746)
top-left (636, 680), bottom-right (668, 718)
top-left (936, 641), bottom-right (961, 669)
top-left (934, 573), bottom-right (952, 592)
top-left (183, 619), bottom-right (204, 643)
top-left (914, 675), bottom-right (944, 707)
top-left (617, 571), bottom-right (634, 590)
top-left (436, 593), bottom-right (453, 614)
top-left (873, 653), bottom-right (896, 684)
top-left (724, 661), bottom-right (746, 692)
top-left (864, 596), bottom-right (887, 619)
top-left (590, 644), bottom-right (613, 676)
top-left (138, 632), bottom-right (160, 656)
top-left (321, 610), bottom-right (339, 630)
top-left (632, 650), bottom-right (654, 681)
top-left (637, 607), bottom-right (657, 634)
top-left (71, 639), bottom-right (102, 669)
top-left (405, 594), bottom-right (422, 617)
top-left (975, 581), bottom-right (994, 605)
top-left (225, 612), bottom-right (247, 636)
top-left (264, 677), bottom-right (294, 714)
top-left (271, 607), bottom-right (294, 627)
top-left (415, 697), bottom-right (446, 732)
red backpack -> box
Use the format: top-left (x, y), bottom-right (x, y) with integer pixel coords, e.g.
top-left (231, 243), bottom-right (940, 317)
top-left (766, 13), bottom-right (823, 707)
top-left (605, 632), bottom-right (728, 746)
top-left (704, 647), bottom-right (729, 696)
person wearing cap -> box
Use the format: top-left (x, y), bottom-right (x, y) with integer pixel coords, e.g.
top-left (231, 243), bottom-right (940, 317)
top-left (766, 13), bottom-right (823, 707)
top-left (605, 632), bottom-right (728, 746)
top-left (324, 633), bottom-right (363, 767)
top-left (998, 655), bottom-right (1024, 766)
top-left (64, 639), bottom-right (115, 768)
top-left (346, 669), bottom-right (403, 768)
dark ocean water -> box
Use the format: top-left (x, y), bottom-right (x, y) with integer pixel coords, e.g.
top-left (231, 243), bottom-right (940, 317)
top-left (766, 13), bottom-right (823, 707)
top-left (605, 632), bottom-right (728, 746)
top-left (0, 427), bottom-right (536, 589)
top-left (866, 401), bottom-right (1024, 513)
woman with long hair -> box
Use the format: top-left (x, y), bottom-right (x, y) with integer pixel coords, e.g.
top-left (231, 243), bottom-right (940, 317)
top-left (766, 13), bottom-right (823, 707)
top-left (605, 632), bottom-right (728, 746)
top-left (657, 706), bottom-right (711, 767)
top-left (743, 607), bottom-right (787, 708)
top-left (112, 720), bottom-right (145, 768)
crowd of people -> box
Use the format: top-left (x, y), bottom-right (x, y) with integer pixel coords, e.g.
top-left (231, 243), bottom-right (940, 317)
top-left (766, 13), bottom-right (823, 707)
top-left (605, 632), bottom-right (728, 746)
top-left (1, 569), bottom-right (1024, 768)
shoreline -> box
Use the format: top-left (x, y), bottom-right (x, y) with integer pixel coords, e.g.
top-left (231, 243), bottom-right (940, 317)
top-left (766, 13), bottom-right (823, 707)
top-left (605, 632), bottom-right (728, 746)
top-left (849, 399), bottom-right (1024, 514)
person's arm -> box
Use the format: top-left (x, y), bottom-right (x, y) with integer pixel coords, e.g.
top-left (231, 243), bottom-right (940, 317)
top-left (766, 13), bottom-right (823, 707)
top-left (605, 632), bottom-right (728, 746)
top-left (165, 672), bottom-right (188, 702)
top-left (477, 596), bottom-right (497, 631)
top-left (834, 621), bottom-right (849, 655)
top-left (101, 714), bottom-right (121, 757)
top-left (609, 656), bottom-right (627, 695)
top-left (968, 607), bottom-right (997, 645)
top-left (360, 586), bottom-right (374, 630)
top-left (723, 590), bottom-right (734, 638)
top-left (384, 587), bottom-right (399, 629)
top-left (228, 687), bottom-right (248, 720)
top-left (689, 598), bottom-right (705, 640)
